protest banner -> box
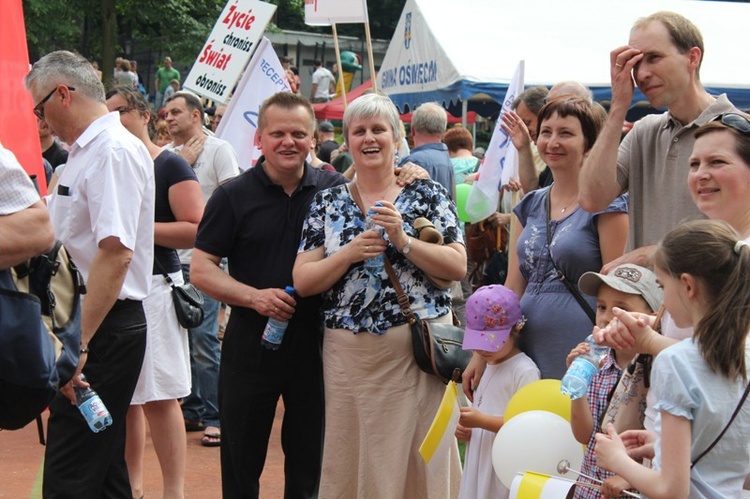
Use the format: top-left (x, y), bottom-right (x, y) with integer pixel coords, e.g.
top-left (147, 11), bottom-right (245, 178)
top-left (184, 0), bottom-right (276, 104)
top-left (304, 0), bottom-right (368, 25)
top-left (214, 37), bottom-right (290, 171)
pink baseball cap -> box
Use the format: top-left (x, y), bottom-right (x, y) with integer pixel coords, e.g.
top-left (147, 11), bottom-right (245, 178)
top-left (462, 285), bottom-right (523, 352)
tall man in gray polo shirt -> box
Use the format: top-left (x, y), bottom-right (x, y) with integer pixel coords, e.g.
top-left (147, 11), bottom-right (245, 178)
top-left (579, 11), bottom-right (738, 268)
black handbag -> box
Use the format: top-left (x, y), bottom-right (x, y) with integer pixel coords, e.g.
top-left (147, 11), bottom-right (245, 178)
top-left (383, 258), bottom-right (471, 384)
top-left (155, 260), bottom-right (204, 329)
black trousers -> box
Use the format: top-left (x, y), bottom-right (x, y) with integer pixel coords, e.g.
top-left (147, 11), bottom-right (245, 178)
top-left (219, 309), bottom-right (325, 499)
top-left (43, 299), bottom-right (147, 499)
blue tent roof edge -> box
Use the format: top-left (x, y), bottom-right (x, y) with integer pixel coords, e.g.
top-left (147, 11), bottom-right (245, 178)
top-left (388, 80), bottom-right (750, 113)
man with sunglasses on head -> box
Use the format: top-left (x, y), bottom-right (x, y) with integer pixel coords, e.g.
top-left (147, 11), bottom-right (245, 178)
top-left (579, 11), bottom-right (740, 270)
top-left (25, 50), bottom-right (155, 498)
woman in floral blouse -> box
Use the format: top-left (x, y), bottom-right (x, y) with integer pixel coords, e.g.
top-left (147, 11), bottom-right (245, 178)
top-left (293, 93), bottom-right (466, 498)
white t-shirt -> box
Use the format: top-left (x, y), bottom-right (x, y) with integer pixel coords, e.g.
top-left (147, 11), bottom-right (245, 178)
top-left (48, 112), bottom-right (154, 300)
top-left (459, 352), bottom-right (540, 499)
top-left (167, 135), bottom-right (239, 263)
top-left (311, 67), bottom-right (334, 100)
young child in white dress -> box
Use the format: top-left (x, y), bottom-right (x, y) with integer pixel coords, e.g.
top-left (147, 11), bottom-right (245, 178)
top-left (456, 285), bottom-right (540, 499)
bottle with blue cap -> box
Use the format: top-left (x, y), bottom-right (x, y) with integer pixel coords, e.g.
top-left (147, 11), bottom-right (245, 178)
top-left (261, 286), bottom-right (296, 350)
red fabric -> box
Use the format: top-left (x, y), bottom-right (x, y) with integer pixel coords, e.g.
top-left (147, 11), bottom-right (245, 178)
top-left (0, 1), bottom-right (46, 195)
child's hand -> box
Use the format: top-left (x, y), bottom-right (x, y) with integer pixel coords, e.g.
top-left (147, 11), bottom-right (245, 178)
top-left (620, 428), bottom-right (656, 460)
top-left (594, 423), bottom-right (630, 473)
top-left (566, 342), bottom-right (590, 368)
top-left (455, 424), bottom-right (472, 442)
top-left (459, 406), bottom-right (483, 429)
top-left (601, 475), bottom-right (633, 498)
top-left (594, 308), bottom-right (657, 352)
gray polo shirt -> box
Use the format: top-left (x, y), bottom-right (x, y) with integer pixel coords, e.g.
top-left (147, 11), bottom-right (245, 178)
top-left (616, 94), bottom-right (738, 249)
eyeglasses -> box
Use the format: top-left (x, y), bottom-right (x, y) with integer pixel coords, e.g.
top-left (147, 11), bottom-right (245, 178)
top-left (33, 85), bottom-right (75, 120)
top-left (715, 113), bottom-right (750, 135)
top-left (114, 106), bottom-right (133, 114)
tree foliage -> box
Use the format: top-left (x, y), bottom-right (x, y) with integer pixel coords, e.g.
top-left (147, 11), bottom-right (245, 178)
top-left (23, 0), bottom-right (406, 74)
top-left (23, 0), bottom-right (225, 65)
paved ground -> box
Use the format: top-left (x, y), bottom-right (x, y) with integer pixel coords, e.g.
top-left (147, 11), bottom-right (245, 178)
top-left (0, 404), bottom-right (286, 498)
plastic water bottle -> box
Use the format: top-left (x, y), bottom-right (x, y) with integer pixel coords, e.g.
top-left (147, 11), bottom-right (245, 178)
top-left (560, 334), bottom-right (609, 400)
top-left (261, 286), bottom-right (296, 351)
top-left (74, 374), bottom-right (113, 433)
top-left (364, 206), bottom-right (384, 273)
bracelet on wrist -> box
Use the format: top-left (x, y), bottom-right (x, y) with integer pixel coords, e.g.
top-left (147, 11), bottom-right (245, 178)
top-left (80, 346), bottom-right (90, 354)
top-left (398, 236), bottom-right (412, 255)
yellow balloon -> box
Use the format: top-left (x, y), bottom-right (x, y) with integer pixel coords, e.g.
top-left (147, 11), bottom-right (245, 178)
top-left (504, 379), bottom-right (571, 423)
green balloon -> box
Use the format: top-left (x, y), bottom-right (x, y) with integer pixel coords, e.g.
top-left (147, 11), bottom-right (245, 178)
top-left (455, 183), bottom-right (472, 223)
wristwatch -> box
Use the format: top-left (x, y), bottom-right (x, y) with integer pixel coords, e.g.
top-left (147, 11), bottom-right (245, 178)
top-left (399, 236), bottom-right (412, 255)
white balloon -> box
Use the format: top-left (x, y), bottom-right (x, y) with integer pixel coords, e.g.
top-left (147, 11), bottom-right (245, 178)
top-left (492, 410), bottom-right (584, 489)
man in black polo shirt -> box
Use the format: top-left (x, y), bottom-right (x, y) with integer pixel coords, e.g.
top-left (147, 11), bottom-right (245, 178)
top-left (190, 92), bottom-right (345, 498)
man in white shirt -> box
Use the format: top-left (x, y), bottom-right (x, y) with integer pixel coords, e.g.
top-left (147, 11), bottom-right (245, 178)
top-left (0, 142), bottom-right (55, 269)
top-left (25, 50), bottom-right (155, 497)
top-left (164, 91), bottom-right (239, 446)
top-left (309, 60), bottom-right (334, 103)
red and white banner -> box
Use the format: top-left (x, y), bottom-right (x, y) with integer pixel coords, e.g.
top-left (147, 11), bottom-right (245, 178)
top-left (0, 0), bottom-right (46, 194)
top-left (214, 37), bottom-right (290, 171)
top-left (184, 0), bottom-right (276, 103)
top-left (304, 0), bottom-right (368, 25)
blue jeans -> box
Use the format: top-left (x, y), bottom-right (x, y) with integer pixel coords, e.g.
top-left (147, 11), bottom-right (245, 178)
top-left (181, 264), bottom-right (221, 428)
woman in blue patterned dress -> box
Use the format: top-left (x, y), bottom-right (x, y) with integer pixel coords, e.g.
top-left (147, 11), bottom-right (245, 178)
top-left (293, 94), bottom-right (466, 498)
top-left (503, 96), bottom-right (629, 380)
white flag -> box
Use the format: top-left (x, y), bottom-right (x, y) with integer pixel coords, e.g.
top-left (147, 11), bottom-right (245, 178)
top-left (465, 60), bottom-right (525, 224)
top-left (305, 0), bottom-right (368, 26)
top-left (215, 37), bottom-right (291, 171)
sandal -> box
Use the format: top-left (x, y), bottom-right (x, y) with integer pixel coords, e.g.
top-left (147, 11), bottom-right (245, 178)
top-left (185, 418), bottom-right (205, 432)
top-left (201, 431), bottom-right (221, 447)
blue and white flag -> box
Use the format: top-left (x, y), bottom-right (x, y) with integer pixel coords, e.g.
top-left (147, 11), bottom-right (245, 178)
top-left (465, 60), bottom-right (524, 223)
top-left (215, 37), bottom-right (290, 171)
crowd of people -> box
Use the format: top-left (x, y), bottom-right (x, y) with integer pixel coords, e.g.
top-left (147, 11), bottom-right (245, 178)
top-left (2, 8), bottom-right (748, 499)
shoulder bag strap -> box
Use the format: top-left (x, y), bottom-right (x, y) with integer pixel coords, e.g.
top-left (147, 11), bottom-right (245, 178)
top-left (544, 190), bottom-right (596, 324)
top-left (350, 182), bottom-right (418, 326)
top-left (153, 258), bottom-right (177, 289)
top-left (691, 380), bottom-right (750, 468)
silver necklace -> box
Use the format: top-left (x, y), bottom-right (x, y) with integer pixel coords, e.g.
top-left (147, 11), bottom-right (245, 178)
top-left (476, 366), bottom-right (501, 406)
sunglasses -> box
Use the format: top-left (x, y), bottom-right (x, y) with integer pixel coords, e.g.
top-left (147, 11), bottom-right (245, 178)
top-left (714, 113), bottom-right (750, 135)
top-left (33, 85), bottom-right (76, 120)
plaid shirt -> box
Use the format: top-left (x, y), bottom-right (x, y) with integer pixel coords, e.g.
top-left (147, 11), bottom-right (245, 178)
top-left (573, 349), bottom-right (622, 499)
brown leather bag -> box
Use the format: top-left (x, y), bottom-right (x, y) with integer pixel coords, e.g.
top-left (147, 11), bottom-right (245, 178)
top-left (465, 218), bottom-right (508, 264)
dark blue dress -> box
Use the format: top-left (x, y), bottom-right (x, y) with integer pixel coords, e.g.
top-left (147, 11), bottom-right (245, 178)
top-left (513, 186), bottom-right (628, 379)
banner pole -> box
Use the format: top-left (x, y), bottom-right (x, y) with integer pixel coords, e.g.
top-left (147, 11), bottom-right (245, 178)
top-left (331, 23), bottom-right (348, 109)
top-left (363, 20), bottom-right (378, 92)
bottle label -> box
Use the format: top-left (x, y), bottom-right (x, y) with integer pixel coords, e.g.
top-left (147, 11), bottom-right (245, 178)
top-left (79, 397), bottom-right (112, 432)
top-left (566, 359), bottom-right (597, 384)
top-left (364, 254), bottom-right (384, 271)
top-left (263, 321), bottom-right (285, 345)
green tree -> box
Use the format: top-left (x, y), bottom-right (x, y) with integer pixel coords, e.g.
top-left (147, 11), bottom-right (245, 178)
top-left (23, 0), bottom-right (224, 79)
